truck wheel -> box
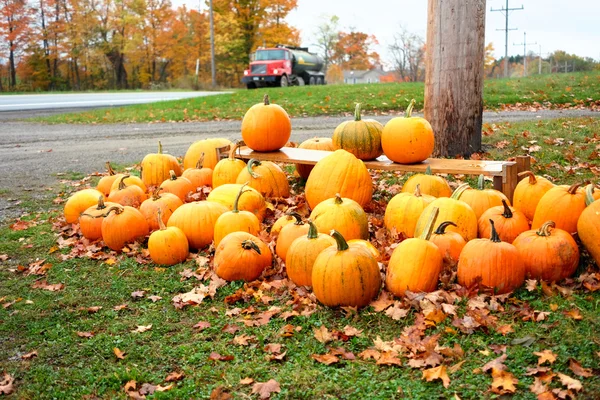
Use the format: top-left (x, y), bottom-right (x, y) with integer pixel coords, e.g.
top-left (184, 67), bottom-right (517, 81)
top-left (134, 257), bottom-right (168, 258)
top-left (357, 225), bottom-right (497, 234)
top-left (297, 77), bottom-right (305, 86)
top-left (317, 77), bottom-right (324, 85)
top-left (309, 76), bottom-right (316, 85)
top-left (279, 75), bottom-right (289, 87)
top-left (246, 82), bottom-right (257, 89)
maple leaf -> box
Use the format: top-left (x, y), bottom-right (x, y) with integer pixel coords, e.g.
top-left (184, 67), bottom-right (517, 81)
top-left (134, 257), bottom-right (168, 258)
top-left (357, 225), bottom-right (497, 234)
top-left (240, 377), bottom-right (254, 385)
top-left (113, 347), bottom-right (126, 360)
top-left (32, 280), bottom-right (64, 291)
top-left (264, 343), bottom-right (283, 354)
top-left (210, 386), bottom-right (232, 400)
top-left (358, 349), bottom-right (381, 361)
top-left (534, 350), bottom-right (558, 365)
top-left (131, 290), bottom-right (146, 299)
top-left (385, 302), bottom-right (409, 320)
top-left (193, 321), bottom-right (211, 331)
top-left (425, 309), bottom-right (446, 325)
top-left (232, 334), bottom-right (254, 346)
top-left (251, 379), bottom-right (281, 399)
top-left (313, 325), bottom-right (333, 344)
top-left (124, 380), bottom-right (137, 392)
top-left (132, 324), bottom-right (152, 333)
top-left (114, 304), bottom-right (128, 311)
top-left (491, 368), bottom-right (518, 394)
top-left (222, 324), bottom-right (241, 334)
top-left (529, 377), bottom-right (550, 395)
top-left (21, 350), bottom-right (38, 360)
top-left (148, 295), bottom-right (162, 302)
top-left (0, 374), bottom-right (14, 395)
top-left (496, 324), bottom-right (514, 336)
top-left (155, 384), bottom-right (173, 392)
top-left (86, 306), bottom-right (102, 313)
top-left (422, 365), bottom-right (450, 388)
top-left (449, 360), bottom-right (466, 374)
top-left (526, 279), bottom-right (538, 291)
top-left (208, 352), bottom-right (234, 362)
top-left (312, 353), bottom-right (339, 365)
top-left (568, 358), bottom-right (594, 378)
top-left (343, 325), bottom-right (363, 337)
top-left (77, 331), bottom-right (94, 338)
top-left (165, 371), bottom-right (185, 382)
top-left (370, 291), bottom-right (395, 312)
top-left (563, 309), bottom-right (583, 320)
top-left (482, 354), bottom-right (507, 372)
top-left (556, 373), bottom-right (582, 391)
top-left (376, 351), bottom-right (403, 366)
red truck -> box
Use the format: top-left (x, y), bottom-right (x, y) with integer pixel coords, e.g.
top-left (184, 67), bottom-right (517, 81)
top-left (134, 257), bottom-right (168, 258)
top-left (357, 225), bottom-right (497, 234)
top-left (242, 45), bottom-right (326, 89)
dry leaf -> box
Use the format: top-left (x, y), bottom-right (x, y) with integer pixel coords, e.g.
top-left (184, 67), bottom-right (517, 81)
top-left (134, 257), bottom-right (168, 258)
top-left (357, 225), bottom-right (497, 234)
top-left (425, 309), bottom-right (447, 325)
top-left (568, 358), bottom-right (593, 378)
top-left (155, 384), bottom-right (173, 392)
top-left (556, 373), bottom-right (582, 391)
top-left (131, 290), bottom-right (146, 299)
top-left (77, 331), bottom-right (94, 338)
top-left (232, 334), bottom-right (254, 346)
top-left (32, 280), bottom-right (64, 291)
top-left (376, 351), bottom-right (402, 366)
top-left (422, 365), bottom-right (450, 388)
top-left (491, 368), bottom-right (518, 394)
top-left (563, 309), bottom-right (583, 320)
top-left (343, 325), bottom-right (363, 337)
top-left (148, 295), bottom-right (162, 302)
top-left (449, 360), bottom-right (466, 374)
top-left (482, 354), bottom-right (507, 372)
top-left (208, 352), bottom-right (234, 362)
top-left (165, 371), bottom-right (184, 382)
top-left (264, 343), bottom-right (282, 354)
top-left (240, 377), bottom-right (254, 385)
top-left (221, 324), bottom-right (241, 334)
top-left (534, 350), bottom-right (557, 365)
top-left (526, 279), bottom-right (538, 292)
top-left (124, 380), bottom-right (137, 392)
top-left (312, 353), bottom-right (339, 365)
top-left (113, 347), bottom-right (126, 359)
top-left (132, 324), bottom-right (152, 333)
top-left (113, 304), bottom-right (128, 311)
top-left (496, 324), bottom-right (514, 336)
top-left (313, 325), bottom-right (333, 344)
top-left (251, 379), bottom-right (281, 399)
top-left (385, 302), bottom-right (409, 320)
top-left (370, 291), bottom-right (394, 312)
top-left (86, 306), bottom-right (102, 313)
top-left (358, 349), bottom-right (381, 361)
top-left (0, 373), bottom-right (14, 395)
top-left (210, 386), bottom-right (231, 400)
top-left (193, 321), bottom-right (211, 331)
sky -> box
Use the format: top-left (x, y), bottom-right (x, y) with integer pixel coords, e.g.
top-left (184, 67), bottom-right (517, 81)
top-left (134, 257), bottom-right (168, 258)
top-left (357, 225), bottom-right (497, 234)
top-left (181, 0), bottom-right (600, 67)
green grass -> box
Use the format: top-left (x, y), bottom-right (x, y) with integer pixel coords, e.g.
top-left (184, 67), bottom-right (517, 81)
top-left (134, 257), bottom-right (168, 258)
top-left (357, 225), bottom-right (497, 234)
top-left (1, 117), bottom-right (600, 399)
top-left (36, 72), bottom-right (600, 124)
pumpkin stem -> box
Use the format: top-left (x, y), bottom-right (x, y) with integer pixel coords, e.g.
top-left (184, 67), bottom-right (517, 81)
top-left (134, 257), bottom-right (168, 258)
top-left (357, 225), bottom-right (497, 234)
top-left (518, 171), bottom-right (537, 185)
top-left (228, 141), bottom-right (242, 160)
top-left (307, 220), bottom-right (319, 239)
top-left (105, 205), bottom-right (124, 216)
top-left (241, 239), bottom-right (261, 254)
top-left (434, 221), bottom-right (457, 235)
top-left (196, 152), bottom-right (205, 170)
top-left (330, 229), bottom-right (349, 251)
top-left (96, 196), bottom-right (107, 210)
top-left (567, 182), bottom-right (583, 195)
top-left (501, 199), bottom-right (513, 218)
top-left (263, 94), bottom-right (270, 106)
top-left (169, 170), bottom-right (177, 181)
top-left (118, 175), bottom-right (130, 190)
top-left (425, 165), bottom-right (432, 175)
top-left (157, 208), bottom-right (167, 231)
top-left (418, 207), bottom-right (439, 241)
top-left (158, 141), bottom-right (163, 154)
top-left (247, 159), bottom-right (262, 179)
top-left (105, 161), bottom-right (116, 176)
top-left (405, 99), bottom-right (416, 118)
top-left (536, 221), bottom-right (555, 237)
top-left (477, 174), bottom-right (485, 190)
top-left (232, 182), bottom-right (250, 213)
top-left (288, 212), bottom-right (304, 225)
top-left (585, 183), bottom-right (596, 206)
top-left (489, 219), bottom-right (501, 243)
top-left (151, 186), bottom-right (163, 200)
top-left (414, 184), bottom-right (422, 197)
top-left (353, 103), bottom-right (362, 121)
top-left (451, 183), bottom-right (471, 200)
top-left (334, 193), bottom-right (343, 204)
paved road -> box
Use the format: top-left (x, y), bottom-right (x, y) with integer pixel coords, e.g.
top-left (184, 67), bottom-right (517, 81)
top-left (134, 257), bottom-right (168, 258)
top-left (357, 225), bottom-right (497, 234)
top-left (0, 91), bottom-right (225, 111)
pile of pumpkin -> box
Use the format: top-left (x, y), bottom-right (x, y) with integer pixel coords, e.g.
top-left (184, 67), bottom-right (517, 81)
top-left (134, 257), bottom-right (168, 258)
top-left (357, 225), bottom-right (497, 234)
top-left (62, 94), bottom-right (600, 309)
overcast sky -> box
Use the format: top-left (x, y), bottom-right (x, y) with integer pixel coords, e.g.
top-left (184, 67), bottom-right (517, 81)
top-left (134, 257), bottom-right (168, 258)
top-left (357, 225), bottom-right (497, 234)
top-left (182, 0), bottom-right (600, 66)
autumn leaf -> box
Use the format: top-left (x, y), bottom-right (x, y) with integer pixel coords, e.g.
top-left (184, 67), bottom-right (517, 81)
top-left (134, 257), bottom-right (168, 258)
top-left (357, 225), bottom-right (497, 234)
top-left (496, 324), bottom-right (514, 336)
top-left (556, 373), bottom-right (582, 391)
top-left (526, 279), bottom-right (538, 291)
top-left (208, 352), bottom-right (234, 362)
top-left (240, 377), bottom-right (254, 385)
top-left (370, 291), bottom-right (395, 312)
top-left (232, 334), bottom-right (254, 346)
top-left (165, 371), bottom-right (185, 382)
top-left (131, 324), bottom-right (152, 333)
top-left (131, 290), bottom-right (146, 299)
top-left (86, 306), bottom-right (102, 313)
top-left (491, 368), bottom-right (518, 394)
top-left (113, 304), bottom-right (128, 311)
top-left (312, 353), bottom-right (339, 365)
top-left (113, 347), bottom-right (126, 360)
top-left (263, 343), bottom-right (282, 354)
top-left (148, 295), bottom-right (162, 302)
top-left (385, 302), bottom-right (409, 320)
top-left (534, 350), bottom-right (557, 365)
top-left (32, 280), bottom-right (64, 291)
top-left (568, 358), bottom-right (594, 378)
top-left (343, 325), bottom-right (363, 337)
top-left (376, 351), bottom-right (402, 366)
top-left (221, 324), bottom-right (241, 334)
top-left (21, 350), bottom-right (38, 360)
top-left (482, 354), bottom-right (507, 372)
top-left (124, 380), bottom-right (137, 392)
top-left (563, 308), bottom-right (583, 320)
top-left (77, 331), bottom-right (94, 338)
top-left (0, 374), bottom-right (14, 395)
top-left (251, 379), bottom-right (281, 399)
top-left (425, 309), bottom-right (447, 325)
top-left (422, 365), bottom-right (450, 388)
top-left (210, 386), bottom-right (232, 399)
top-left (358, 349), bottom-right (381, 361)
top-left (193, 321), bottom-right (211, 331)
top-left (313, 325), bottom-right (333, 343)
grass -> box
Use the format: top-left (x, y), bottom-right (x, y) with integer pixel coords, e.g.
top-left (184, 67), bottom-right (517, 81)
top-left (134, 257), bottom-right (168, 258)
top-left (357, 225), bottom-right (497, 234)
top-left (36, 71), bottom-right (600, 124)
top-left (1, 117), bottom-right (600, 399)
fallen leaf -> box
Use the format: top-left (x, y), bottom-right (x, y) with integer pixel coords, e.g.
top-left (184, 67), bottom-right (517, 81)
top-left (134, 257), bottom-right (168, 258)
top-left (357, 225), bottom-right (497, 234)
top-left (86, 306), bottom-right (102, 313)
top-left (113, 347), bottom-right (126, 359)
top-left (264, 343), bottom-right (282, 354)
top-left (221, 324), bottom-right (241, 334)
top-left (376, 351), bottom-right (402, 366)
top-left (131, 290), bottom-right (146, 299)
top-left (251, 379), bottom-right (281, 399)
top-left (534, 350), bottom-right (557, 365)
top-left (563, 309), bottom-right (583, 320)
top-left (232, 334), bottom-right (254, 346)
top-left (370, 291), bottom-right (394, 312)
top-left (496, 324), bottom-right (514, 336)
top-left (425, 309), bottom-right (447, 325)
top-left (491, 368), bottom-right (518, 394)
top-left (208, 352), bottom-right (234, 362)
top-left (193, 321), bottom-right (211, 331)
top-left (210, 386), bottom-right (231, 400)
top-left (124, 380), bottom-right (137, 392)
top-left (155, 384), bottom-right (173, 392)
top-left (556, 373), bottom-right (582, 391)
top-left (113, 304), bottom-right (128, 311)
top-left (312, 353), bottom-right (339, 365)
top-left (568, 358), bottom-right (594, 378)
top-left (313, 325), bottom-right (333, 344)
top-left (148, 295), bottom-right (162, 302)
top-left (240, 377), bottom-right (254, 385)
top-left (0, 374), bottom-right (14, 395)
top-left (131, 324), bottom-right (152, 333)
top-left (385, 302), bottom-right (409, 320)
top-left (422, 365), bottom-right (450, 388)
top-left (482, 354), bottom-right (507, 372)
top-left (526, 279), bottom-right (538, 292)
top-left (358, 349), bottom-right (381, 361)
top-left (21, 350), bottom-right (38, 360)
top-left (32, 280), bottom-right (64, 291)
top-left (165, 371), bottom-right (184, 382)
top-left (449, 360), bottom-right (466, 374)
top-left (343, 325), bottom-right (363, 337)
top-left (77, 331), bottom-right (94, 338)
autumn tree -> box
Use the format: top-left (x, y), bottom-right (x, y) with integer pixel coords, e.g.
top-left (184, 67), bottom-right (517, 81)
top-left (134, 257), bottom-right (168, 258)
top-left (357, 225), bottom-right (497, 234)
top-left (0, 0), bottom-right (33, 88)
top-left (257, 0), bottom-right (299, 47)
top-left (312, 14), bottom-right (338, 74)
top-left (389, 26), bottom-right (425, 82)
top-left (333, 30), bottom-right (380, 70)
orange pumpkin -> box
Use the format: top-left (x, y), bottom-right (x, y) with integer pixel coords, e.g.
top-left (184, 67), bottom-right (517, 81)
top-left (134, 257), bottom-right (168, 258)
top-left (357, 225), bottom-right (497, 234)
top-left (212, 142), bottom-right (247, 188)
top-left (347, 239), bottom-right (381, 261)
top-left (184, 137), bottom-right (231, 170)
top-left (140, 141), bottom-right (181, 188)
top-left (381, 99), bottom-right (434, 164)
top-left (213, 183), bottom-right (261, 247)
top-left (214, 232), bottom-right (272, 282)
top-left (429, 221), bottom-right (466, 267)
top-left (236, 159), bottom-right (290, 198)
top-left (531, 182), bottom-right (586, 234)
top-left (332, 103), bottom-right (383, 160)
top-left (512, 171), bottom-right (554, 221)
top-left (271, 214), bottom-right (295, 235)
top-left (108, 175), bottom-right (148, 208)
top-left (577, 184), bottom-right (600, 267)
top-left (139, 187), bottom-right (183, 231)
top-left (79, 196), bottom-right (119, 241)
top-left (478, 199), bottom-right (529, 243)
top-left (148, 209), bottom-right (189, 266)
top-left (64, 188), bottom-right (105, 224)
top-left (96, 162), bottom-right (122, 197)
top-left (167, 201), bottom-right (228, 249)
top-left (241, 94), bottom-right (291, 152)
top-left (310, 194), bottom-right (369, 241)
top-left (159, 170), bottom-right (194, 202)
top-left (295, 138), bottom-right (334, 179)
top-left (401, 166), bottom-right (452, 198)
top-left (456, 174), bottom-right (510, 221)
top-left (109, 174), bottom-right (147, 194)
top-left (101, 205), bottom-right (149, 252)
top-left (384, 184), bottom-right (436, 238)
top-left (182, 153), bottom-right (213, 189)
top-left (207, 183), bottom-right (267, 222)
top-left (276, 213), bottom-right (310, 260)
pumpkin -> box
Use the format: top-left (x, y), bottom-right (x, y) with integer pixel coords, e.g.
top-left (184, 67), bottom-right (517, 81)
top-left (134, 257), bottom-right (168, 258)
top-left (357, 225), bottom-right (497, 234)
top-left (212, 142), bottom-right (247, 188)
top-left (271, 214), bottom-right (295, 235)
top-left (478, 199), bottom-right (529, 243)
top-left (140, 141), bottom-right (181, 188)
top-left (512, 171), bottom-right (554, 221)
top-left (182, 152), bottom-right (212, 189)
top-left (513, 221), bottom-right (579, 282)
top-left (276, 213), bottom-right (310, 260)
top-left (97, 162), bottom-right (122, 197)
top-left (429, 221), bottom-right (466, 267)
top-left (456, 174), bottom-right (510, 221)
top-left (184, 137), bottom-right (231, 170)
top-left (241, 94), bottom-right (291, 152)
top-left (305, 149), bottom-right (373, 209)
top-left (347, 239), bottom-right (381, 261)
top-left (384, 184), bottom-right (436, 238)
top-left (109, 173), bottom-right (147, 194)
top-left (295, 137), bottom-right (334, 179)
top-left (101, 205), bottom-right (149, 251)
top-left (312, 230), bottom-right (381, 308)
top-left (159, 170), bottom-right (194, 202)
top-left (332, 103), bottom-right (383, 160)
top-left (107, 175), bottom-right (148, 208)
top-left (401, 166), bottom-right (452, 198)
top-left (414, 184), bottom-right (478, 241)
top-left (148, 209), bottom-right (189, 266)
top-left (309, 194), bottom-right (369, 240)
top-left (236, 159), bottom-right (290, 198)
top-left (79, 196), bottom-right (119, 241)
top-left (577, 184), bottom-right (600, 267)
top-left (457, 219), bottom-right (525, 294)
top-left (214, 232), bottom-right (272, 282)
top-left (167, 201), bottom-right (228, 249)
top-left (139, 187), bottom-right (183, 231)
top-left (286, 220), bottom-right (336, 287)
top-left (213, 183), bottom-right (261, 247)
top-left (381, 99), bottom-right (434, 164)
top-left (386, 207), bottom-right (443, 297)
top-left (64, 188), bottom-right (105, 224)
top-left (531, 182), bottom-right (586, 234)
top-left (207, 183), bottom-right (267, 222)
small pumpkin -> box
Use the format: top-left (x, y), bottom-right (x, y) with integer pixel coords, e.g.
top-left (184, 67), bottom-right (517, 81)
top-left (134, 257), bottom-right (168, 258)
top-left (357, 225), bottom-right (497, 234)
top-left (236, 159), bottom-right (290, 198)
top-left (276, 212), bottom-right (310, 260)
top-left (332, 103), bottom-right (383, 160)
top-left (512, 171), bottom-right (554, 221)
top-left (305, 149), bottom-right (373, 209)
top-left (214, 232), bottom-right (272, 282)
top-left (108, 175), bottom-right (148, 208)
top-left (513, 221), bottom-right (579, 282)
top-left (381, 99), bottom-right (434, 164)
top-left (64, 188), bottom-right (105, 224)
top-left (286, 220), bottom-right (336, 287)
top-left (101, 205), bottom-right (149, 252)
top-left (384, 184), bottom-right (436, 238)
top-left (140, 141), bottom-right (181, 188)
top-left (456, 174), bottom-right (510, 221)
top-left (207, 183), bottom-right (267, 222)
top-left (139, 187), bottom-right (183, 231)
top-left (241, 94), bottom-right (291, 152)
top-left (312, 230), bottom-right (381, 308)
top-left (167, 200), bottom-right (228, 249)
top-left (184, 137), bottom-right (231, 170)
top-left (577, 184), bottom-right (600, 267)
top-left (457, 219), bottom-right (525, 294)
top-left (109, 173), bottom-right (147, 194)
top-left (182, 152), bottom-right (213, 189)
top-left (478, 199), bottom-right (529, 243)
top-left (531, 182), bottom-right (587, 234)
top-left (429, 221), bottom-right (466, 267)
top-left (79, 196), bottom-right (119, 241)
top-left (401, 166), bottom-right (452, 198)
top-left (159, 170), bottom-right (195, 202)
top-left (213, 183), bottom-right (261, 247)
top-left (295, 137), bottom-right (334, 179)
top-left (97, 162), bottom-right (122, 197)
top-left (386, 207), bottom-right (443, 297)
top-left (271, 214), bottom-right (295, 235)
top-left (148, 209), bottom-right (189, 266)
top-left (310, 194), bottom-right (369, 241)
top-left (212, 142), bottom-right (247, 188)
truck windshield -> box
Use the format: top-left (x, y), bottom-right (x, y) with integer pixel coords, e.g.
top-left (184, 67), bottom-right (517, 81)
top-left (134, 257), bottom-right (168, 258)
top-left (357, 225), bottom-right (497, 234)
top-left (254, 50), bottom-right (287, 61)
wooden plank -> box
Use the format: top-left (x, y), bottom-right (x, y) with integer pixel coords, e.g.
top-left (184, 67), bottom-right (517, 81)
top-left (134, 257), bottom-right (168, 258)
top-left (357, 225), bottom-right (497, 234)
top-left (502, 163), bottom-right (519, 202)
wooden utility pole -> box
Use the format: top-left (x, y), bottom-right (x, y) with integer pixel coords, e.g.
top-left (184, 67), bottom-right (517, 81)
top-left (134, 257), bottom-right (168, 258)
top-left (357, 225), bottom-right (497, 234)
top-left (425, 0), bottom-right (487, 158)
top-left (491, 1), bottom-right (523, 78)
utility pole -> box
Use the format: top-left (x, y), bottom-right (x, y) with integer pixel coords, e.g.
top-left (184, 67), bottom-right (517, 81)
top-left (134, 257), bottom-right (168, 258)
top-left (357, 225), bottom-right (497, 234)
top-left (209, 0), bottom-right (216, 88)
top-left (491, 0), bottom-right (523, 78)
top-left (513, 32), bottom-right (536, 76)
top-left (538, 44), bottom-right (542, 74)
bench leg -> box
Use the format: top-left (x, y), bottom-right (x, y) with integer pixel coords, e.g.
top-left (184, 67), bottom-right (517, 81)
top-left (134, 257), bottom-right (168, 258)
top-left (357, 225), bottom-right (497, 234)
top-left (516, 155), bottom-right (531, 175)
top-left (502, 163), bottom-right (518, 202)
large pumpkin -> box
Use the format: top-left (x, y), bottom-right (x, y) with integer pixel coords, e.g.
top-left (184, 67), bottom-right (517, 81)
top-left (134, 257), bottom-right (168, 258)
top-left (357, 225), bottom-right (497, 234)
top-left (512, 171), bottom-right (554, 221)
top-left (212, 142), bottom-right (247, 188)
top-left (401, 166), bottom-right (452, 198)
top-left (167, 201), bottom-right (228, 249)
top-left (310, 194), bottom-right (369, 240)
top-left (381, 99), bottom-right (434, 164)
top-left (312, 230), bottom-right (381, 308)
top-left (183, 137), bottom-right (231, 170)
top-left (213, 183), bottom-right (260, 247)
top-left (140, 141), bottom-right (181, 188)
top-left (207, 183), bottom-right (267, 222)
top-left (577, 184), bottom-right (600, 267)
top-left (332, 103), bottom-right (383, 160)
top-left (456, 174), bottom-right (510, 221)
top-left (275, 213), bottom-right (310, 261)
top-left (148, 209), bottom-right (189, 266)
top-left (295, 138), bottom-right (334, 179)
top-left (384, 184), bottom-right (436, 238)
top-left (513, 221), bottom-right (579, 282)
top-left (531, 182), bottom-right (586, 234)
top-left (214, 232), bottom-right (272, 282)
top-left (305, 149), bottom-right (373, 209)
top-left (139, 188), bottom-right (183, 231)
top-left (79, 196), bottom-right (119, 241)
top-left (478, 199), bottom-right (529, 243)
top-left (457, 219), bottom-right (525, 294)
top-left (101, 205), bottom-right (149, 252)
top-left (241, 94), bottom-right (291, 152)
top-left (236, 159), bottom-right (290, 198)
top-left (64, 188), bottom-right (105, 224)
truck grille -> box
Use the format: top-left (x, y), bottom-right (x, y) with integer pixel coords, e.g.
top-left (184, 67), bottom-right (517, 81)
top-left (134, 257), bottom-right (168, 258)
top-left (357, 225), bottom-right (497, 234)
top-left (251, 64), bottom-right (267, 74)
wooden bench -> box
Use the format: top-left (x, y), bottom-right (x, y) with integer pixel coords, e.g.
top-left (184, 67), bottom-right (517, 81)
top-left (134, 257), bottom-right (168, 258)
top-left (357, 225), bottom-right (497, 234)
top-left (221, 145), bottom-right (530, 201)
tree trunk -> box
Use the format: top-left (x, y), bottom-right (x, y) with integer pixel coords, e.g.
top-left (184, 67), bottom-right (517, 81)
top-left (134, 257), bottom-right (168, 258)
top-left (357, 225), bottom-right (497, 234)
top-left (424, 0), bottom-right (486, 157)
top-left (9, 43), bottom-right (16, 88)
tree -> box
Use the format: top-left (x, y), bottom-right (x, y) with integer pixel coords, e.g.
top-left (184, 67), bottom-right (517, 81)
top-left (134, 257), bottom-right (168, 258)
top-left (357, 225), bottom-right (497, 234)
top-left (0, 0), bottom-right (33, 88)
top-left (313, 14), bottom-right (338, 74)
top-left (389, 26), bottom-right (425, 82)
top-left (333, 30), bottom-right (380, 70)
top-left (258, 0), bottom-right (299, 47)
